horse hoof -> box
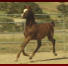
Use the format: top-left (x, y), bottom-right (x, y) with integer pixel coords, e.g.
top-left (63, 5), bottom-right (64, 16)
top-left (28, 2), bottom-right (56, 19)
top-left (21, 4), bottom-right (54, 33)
top-left (25, 54), bottom-right (29, 56)
top-left (29, 57), bottom-right (32, 60)
top-left (23, 53), bottom-right (29, 57)
top-left (54, 53), bottom-right (57, 56)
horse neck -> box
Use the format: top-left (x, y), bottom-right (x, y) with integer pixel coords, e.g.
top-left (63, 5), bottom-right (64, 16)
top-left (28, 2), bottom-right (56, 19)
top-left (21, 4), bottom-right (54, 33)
top-left (26, 17), bottom-right (36, 26)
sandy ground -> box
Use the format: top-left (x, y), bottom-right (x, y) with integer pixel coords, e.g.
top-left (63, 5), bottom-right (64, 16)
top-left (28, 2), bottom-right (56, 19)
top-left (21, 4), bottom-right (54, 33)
top-left (0, 52), bottom-right (68, 64)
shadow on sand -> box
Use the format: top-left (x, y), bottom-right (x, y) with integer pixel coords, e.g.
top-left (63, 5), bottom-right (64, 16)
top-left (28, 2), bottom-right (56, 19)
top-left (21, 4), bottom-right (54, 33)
top-left (30, 57), bottom-right (68, 63)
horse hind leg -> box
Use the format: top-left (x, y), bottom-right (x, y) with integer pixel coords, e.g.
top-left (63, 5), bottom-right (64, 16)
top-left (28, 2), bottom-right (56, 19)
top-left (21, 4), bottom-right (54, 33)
top-left (48, 33), bottom-right (57, 56)
top-left (52, 39), bottom-right (57, 56)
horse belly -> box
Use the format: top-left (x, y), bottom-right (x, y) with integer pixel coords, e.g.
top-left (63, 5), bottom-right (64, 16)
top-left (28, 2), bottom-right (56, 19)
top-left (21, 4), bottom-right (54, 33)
top-left (34, 25), bottom-right (49, 40)
top-left (32, 30), bottom-right (48, 40)
top-left (36, 32), bottom-right (47, 40)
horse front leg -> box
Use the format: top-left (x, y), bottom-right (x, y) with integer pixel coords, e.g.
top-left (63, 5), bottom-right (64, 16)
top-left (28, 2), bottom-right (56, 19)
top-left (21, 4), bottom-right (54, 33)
top-left (16, 37), bottom-right (31, 61)
top-left (29, 40), bottom-right (41, 59)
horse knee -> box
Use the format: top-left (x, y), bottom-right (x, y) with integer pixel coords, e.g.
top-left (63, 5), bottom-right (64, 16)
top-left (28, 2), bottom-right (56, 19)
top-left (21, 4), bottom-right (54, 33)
top-left (38, 44), bottom-right (41, 48)
top-left (37, 40), bottom-right (41, 46)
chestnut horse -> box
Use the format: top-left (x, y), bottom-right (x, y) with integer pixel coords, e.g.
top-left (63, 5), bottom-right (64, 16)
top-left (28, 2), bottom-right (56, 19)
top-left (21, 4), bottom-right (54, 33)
top-left (16, 6), bottom-right (57, 61)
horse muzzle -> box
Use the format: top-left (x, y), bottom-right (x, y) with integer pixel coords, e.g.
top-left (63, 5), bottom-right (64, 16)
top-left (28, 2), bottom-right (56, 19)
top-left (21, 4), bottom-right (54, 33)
top-left (21, 14), bottom-right (26, 19)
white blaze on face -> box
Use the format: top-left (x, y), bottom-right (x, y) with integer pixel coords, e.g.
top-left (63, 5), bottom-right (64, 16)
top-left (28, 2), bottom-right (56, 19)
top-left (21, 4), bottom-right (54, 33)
top-left (23, 9), bottom-right (28, 13)
top-left (21, 9), bottom-right (28, 17)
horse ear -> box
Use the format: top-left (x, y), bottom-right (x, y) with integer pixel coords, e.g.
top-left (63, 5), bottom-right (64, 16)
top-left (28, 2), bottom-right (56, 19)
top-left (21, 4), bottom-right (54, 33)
top-left (24, 5), bottom-right (26, 9)
top-left (25, 5), bottom-right (31, 10)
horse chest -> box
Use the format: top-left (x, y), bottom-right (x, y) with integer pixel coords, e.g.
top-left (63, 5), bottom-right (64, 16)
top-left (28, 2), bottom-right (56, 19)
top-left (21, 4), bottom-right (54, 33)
top-left (24, 26), bottom-right (37, 37)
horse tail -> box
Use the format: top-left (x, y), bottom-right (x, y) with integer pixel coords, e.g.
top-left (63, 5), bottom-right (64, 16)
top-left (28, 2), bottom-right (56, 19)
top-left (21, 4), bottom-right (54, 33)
top-left (51, 21), bottom-right (55, 27)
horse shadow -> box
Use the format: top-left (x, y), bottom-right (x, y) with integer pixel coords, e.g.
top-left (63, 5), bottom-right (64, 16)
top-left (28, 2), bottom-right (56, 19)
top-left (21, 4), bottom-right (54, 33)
top-left (30, 57), bottom-right (68, 63)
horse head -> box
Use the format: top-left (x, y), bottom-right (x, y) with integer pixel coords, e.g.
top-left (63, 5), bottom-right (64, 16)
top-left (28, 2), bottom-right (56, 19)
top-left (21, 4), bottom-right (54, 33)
top-left (21, 6), bottom-right (34, 19)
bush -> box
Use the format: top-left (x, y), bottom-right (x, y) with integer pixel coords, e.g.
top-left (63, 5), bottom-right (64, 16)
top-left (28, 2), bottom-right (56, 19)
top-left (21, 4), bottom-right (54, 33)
top-left (0, 18), bottom-right (25, 32)
top-left (0, 18), bottom-right (15, 32)
top-left (0, 2), bottom-right (43, 14)
top-left (57, 3), bottom-right (68, 16)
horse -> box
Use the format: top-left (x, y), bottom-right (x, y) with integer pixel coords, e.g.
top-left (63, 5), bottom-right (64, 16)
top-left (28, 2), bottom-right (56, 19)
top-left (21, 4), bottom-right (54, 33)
top-left (16, 6), bottom-right (57, 61)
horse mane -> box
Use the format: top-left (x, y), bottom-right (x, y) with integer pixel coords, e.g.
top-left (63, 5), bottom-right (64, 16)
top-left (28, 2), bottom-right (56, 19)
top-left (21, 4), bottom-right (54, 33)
top-left (26, 10), bottom-right (36, 26)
